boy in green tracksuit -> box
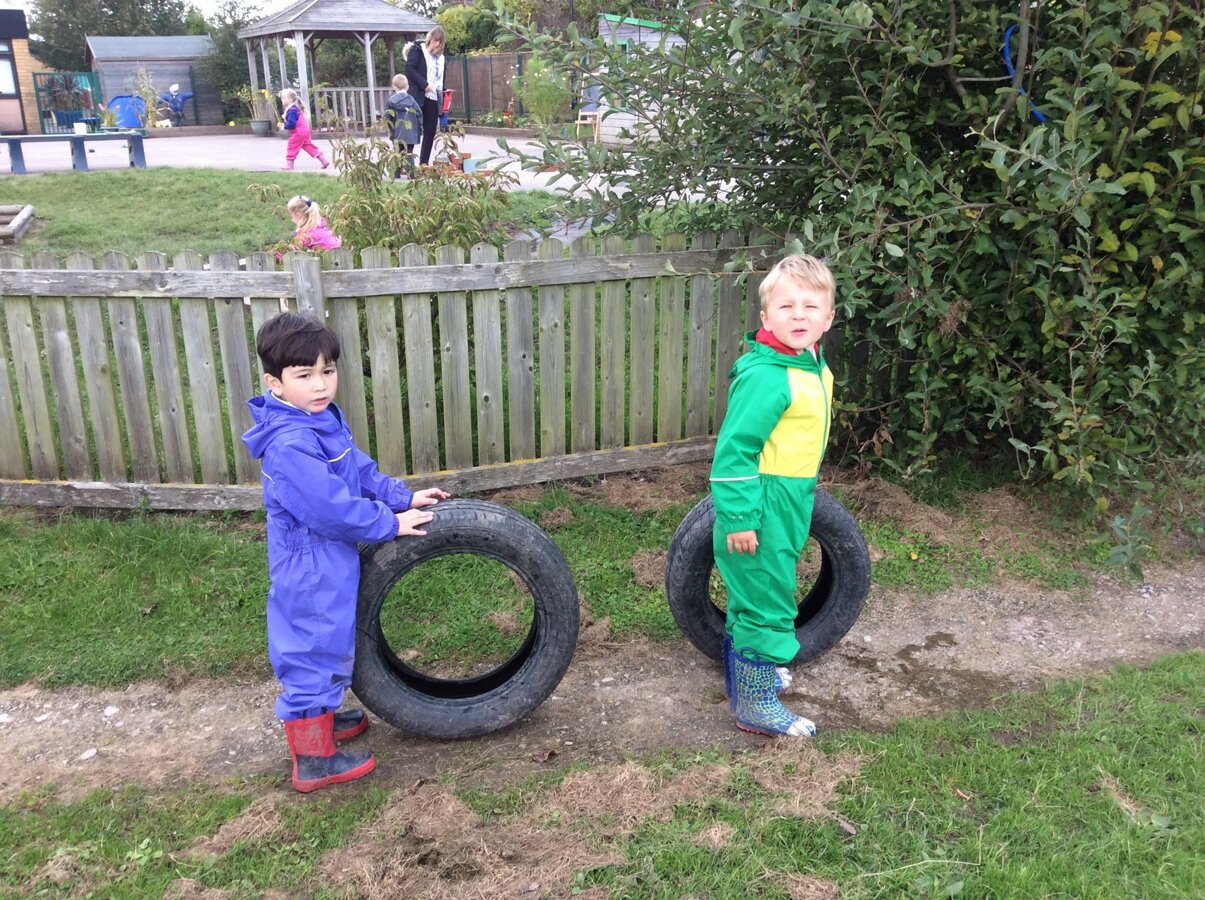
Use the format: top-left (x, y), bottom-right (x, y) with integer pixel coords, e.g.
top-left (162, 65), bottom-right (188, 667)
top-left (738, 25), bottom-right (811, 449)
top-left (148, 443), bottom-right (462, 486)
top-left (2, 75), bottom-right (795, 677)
top-left (711, 254), bottom-right (836, 738)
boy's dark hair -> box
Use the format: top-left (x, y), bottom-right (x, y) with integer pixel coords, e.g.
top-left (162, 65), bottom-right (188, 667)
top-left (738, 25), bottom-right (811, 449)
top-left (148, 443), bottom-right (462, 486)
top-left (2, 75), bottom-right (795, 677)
top-left (256, 312), bottom-right (341, 378)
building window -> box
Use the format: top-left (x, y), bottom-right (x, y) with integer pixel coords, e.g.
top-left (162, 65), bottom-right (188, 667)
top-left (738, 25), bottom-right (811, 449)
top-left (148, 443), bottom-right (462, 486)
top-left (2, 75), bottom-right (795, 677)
top-left (0, 41), bottom-right (16, 96)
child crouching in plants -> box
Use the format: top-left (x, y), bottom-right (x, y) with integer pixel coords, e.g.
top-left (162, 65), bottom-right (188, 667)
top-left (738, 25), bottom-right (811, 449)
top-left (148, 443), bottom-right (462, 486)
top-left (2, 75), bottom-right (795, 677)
top-left (286, 195), bottom-right (342, 251)
top-left (242, 312), bottom-right (449, 792)
top-left (711, 254), bottom-right (837, 738)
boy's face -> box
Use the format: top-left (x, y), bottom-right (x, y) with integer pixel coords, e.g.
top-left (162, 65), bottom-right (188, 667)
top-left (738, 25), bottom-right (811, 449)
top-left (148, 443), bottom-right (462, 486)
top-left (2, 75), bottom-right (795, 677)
top-left (760, 278), bottom-right (835, 352)
top-left (264, 354), bottom-right (338, 414)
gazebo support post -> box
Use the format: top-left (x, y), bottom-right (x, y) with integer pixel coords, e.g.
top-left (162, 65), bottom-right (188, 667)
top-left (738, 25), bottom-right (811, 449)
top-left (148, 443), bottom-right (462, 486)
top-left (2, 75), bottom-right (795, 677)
top-left (294, 30), bottom-right (312, 119)
top-left (276, 37), bottom-right (289, 93)
top-left (259, 38), bottom-right (272, 91)
top-left (245, 40), bottom-right (260, 94)
top-left (359, 31), bottom-right (380, 122)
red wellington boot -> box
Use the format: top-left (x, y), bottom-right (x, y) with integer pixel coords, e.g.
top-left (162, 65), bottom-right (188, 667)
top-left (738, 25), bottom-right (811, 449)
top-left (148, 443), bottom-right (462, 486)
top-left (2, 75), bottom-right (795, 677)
top-left (283, 712), bottom-right (375, 793)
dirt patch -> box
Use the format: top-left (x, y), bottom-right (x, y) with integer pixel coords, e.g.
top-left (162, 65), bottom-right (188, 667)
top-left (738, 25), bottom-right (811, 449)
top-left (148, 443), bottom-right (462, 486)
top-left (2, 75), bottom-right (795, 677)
top-left (316, 745), bottom-right (861, 899)
top-left (629, 549), bottom-right (666, 588)
top-left (837, 477), bottom-right (957, 545)
top-left (2, 557), bottom-right (1200, 807)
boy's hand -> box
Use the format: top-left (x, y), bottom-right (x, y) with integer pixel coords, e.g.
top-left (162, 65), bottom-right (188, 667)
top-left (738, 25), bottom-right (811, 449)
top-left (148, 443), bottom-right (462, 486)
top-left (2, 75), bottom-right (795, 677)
top-left (396, 508), bottom-right (434, 537)
top-left (410, 487), bottom-right (450, 508)
top-left (726, 530), bottom-right (759, 555)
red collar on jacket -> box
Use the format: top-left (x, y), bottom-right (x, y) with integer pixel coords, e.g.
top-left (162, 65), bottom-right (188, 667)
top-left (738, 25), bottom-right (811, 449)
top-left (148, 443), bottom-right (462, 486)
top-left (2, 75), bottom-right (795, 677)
top-left (755, 327), bottom-right (814, 356)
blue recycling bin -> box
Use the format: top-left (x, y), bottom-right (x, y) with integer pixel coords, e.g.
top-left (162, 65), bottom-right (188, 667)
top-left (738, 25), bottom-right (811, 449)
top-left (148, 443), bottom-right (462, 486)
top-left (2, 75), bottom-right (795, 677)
top-left (107, 95), bottom-right (145, 128)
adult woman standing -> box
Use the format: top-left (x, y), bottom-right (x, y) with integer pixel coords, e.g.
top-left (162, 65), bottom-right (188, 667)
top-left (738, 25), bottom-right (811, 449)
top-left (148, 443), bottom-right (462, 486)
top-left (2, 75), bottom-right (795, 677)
top-left (405, 25), bottom-right (446, 166)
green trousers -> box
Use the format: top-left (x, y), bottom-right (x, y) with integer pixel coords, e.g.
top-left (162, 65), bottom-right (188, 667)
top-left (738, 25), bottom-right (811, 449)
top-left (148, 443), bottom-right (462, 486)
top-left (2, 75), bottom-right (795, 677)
top-left (713, 476), bottom-right (816, 664)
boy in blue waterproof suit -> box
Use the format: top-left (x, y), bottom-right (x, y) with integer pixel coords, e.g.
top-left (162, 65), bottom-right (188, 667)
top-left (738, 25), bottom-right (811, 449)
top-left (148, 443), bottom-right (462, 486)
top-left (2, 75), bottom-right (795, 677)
top-left (710, 254), bottom-right (836, 738)
top-left (242, 312), bottom-right (448, 792)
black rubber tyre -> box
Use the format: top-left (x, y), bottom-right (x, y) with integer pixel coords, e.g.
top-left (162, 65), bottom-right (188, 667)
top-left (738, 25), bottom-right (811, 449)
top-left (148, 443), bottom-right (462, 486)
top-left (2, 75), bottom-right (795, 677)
top-left (353, 499), bottom-right (579, 739)
top-left (664, 489), bottom-right (870, 666)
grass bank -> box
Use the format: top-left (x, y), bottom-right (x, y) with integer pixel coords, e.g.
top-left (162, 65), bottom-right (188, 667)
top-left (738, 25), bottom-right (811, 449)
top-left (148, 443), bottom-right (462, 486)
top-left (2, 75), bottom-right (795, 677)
top-left (0, 168), bottom-right (564, 258)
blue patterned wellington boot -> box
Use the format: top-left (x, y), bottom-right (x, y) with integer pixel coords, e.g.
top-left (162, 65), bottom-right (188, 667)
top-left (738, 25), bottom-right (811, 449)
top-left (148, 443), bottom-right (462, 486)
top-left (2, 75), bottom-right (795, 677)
top-left (723, 634), bottom-right (792, 704)
top-left (732, 648), bottom-right (816, 738)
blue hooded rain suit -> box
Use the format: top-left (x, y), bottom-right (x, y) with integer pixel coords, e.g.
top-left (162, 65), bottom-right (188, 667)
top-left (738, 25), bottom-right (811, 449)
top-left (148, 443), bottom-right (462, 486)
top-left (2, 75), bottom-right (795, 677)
top-left (242, 393), bottom-right (414, 720)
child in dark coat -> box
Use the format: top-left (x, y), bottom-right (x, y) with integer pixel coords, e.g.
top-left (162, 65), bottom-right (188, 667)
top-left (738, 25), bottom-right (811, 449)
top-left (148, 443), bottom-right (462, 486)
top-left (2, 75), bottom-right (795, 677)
top-left (384, 73), bottom-right (423, 179)
top-left (242, 313), bottom-right (448, 792)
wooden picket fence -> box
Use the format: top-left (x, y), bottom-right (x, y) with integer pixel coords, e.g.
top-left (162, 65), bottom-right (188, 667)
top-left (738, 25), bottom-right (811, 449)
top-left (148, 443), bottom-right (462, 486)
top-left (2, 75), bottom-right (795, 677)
top-left (0, 232), bottom-right (795, 510)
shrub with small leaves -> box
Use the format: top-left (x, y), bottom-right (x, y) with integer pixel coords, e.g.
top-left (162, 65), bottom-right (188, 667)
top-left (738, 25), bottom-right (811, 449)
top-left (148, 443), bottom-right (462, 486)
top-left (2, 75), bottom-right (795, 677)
top-left (504, 0), bottom-right (1204, 509)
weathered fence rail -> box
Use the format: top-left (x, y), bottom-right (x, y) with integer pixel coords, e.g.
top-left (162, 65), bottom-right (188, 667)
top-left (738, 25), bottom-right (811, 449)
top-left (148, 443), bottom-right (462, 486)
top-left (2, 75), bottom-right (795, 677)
top-left (0, 233), bottom-right (807, 510)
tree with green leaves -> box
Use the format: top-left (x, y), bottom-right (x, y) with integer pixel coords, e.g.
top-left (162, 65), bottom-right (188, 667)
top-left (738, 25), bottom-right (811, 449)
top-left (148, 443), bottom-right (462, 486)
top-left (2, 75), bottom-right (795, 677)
top-left (194, 1), bottom-right (261, 104)
top-left (504, 1), bottom-right (1204, 505)
top-left (29, 0), bottom-right (188, 70)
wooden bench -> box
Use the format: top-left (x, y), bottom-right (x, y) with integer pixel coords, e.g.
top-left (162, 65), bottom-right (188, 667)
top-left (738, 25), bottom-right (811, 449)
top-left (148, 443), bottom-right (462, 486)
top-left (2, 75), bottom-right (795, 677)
top-left (3, 132), bottom-right (147, 175)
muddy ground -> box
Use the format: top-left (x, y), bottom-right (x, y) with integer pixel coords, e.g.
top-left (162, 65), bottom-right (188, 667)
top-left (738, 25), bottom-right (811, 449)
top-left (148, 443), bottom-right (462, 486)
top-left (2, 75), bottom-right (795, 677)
top-left (2, 467), bottom-right (1201, 805)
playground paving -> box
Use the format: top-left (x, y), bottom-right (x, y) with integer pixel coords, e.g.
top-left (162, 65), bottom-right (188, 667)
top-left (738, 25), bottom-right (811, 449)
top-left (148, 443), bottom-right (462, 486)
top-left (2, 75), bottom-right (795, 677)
top-left (0, 129), bottom-right (573, 193)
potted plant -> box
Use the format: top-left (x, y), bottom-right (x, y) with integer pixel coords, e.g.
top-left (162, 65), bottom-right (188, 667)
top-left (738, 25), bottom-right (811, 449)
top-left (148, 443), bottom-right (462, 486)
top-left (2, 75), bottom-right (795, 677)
top-left (235, 86), bottom-right (278, 136)
top-left (97, 103), bottom-right (120, 131)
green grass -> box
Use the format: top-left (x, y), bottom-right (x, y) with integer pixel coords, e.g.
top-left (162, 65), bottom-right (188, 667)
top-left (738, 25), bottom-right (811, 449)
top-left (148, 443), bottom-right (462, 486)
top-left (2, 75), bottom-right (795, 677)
top-left (3, 655), bottom-right (1199, 897)
top-left (0, 509), bottom-right (271, 687)
top-left (1, 169), bottom-right (565, 258)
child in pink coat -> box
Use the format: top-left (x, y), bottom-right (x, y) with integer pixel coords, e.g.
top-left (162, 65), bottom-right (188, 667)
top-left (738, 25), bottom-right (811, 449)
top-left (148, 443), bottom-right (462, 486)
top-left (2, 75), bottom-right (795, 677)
top-left (287, 195), bottom-right (342, 251)
top-left (280, 88), bottom-right (330, 171)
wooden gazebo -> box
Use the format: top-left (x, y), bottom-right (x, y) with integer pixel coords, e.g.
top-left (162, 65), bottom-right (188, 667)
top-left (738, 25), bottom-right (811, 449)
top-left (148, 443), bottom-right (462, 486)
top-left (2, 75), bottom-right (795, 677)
top-left (237, 0), bottom-right (437, 130)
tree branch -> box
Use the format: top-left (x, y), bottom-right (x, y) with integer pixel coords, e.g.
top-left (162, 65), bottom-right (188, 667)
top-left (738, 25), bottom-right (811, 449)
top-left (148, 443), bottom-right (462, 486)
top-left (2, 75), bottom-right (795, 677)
top-left (989, 0), bottom-right (1032, 139)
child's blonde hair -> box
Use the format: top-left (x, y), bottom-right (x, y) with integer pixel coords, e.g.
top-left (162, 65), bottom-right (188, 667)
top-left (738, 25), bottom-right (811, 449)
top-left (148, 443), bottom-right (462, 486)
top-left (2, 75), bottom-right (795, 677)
top-left (759, 254), bottom-right (836, 309)
top-left (287, 195), bottom-right (323, 232)
top-left (279, 87), bottom-right (298, 105)
top-left (391, 73), bottom-right (408, 91)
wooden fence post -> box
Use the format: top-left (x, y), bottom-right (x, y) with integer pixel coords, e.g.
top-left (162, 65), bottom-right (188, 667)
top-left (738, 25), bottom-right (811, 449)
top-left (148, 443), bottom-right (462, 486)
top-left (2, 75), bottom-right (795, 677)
top-left (64, 251), bottom-right (126, 482)
top-left (139, 250), bottom-right (194, 483)
top-left (322, 248), bottom-right (370, 449)
top-left (569, 235), bottom-right (596, 453)
top-left (399, 244), bottom-right (440, 474)
top-left (537, 238), bottom-right (566, 457)
top-left (627, 233), bottom-right (656, 446)
top-left (471, 242), bottom-right (505, 466)
top-left (34, 252), bottom-right (90, 480)
top-left (211, 251), bottom-right (258, 484)
top-left (361, 245), bottom-right (407, 476)
top-left (0, 251), bottom-right (28, 479)
top-left (657, 233), bottom-right (687, 442)
top-left (290, 253), bottom-right (325, 317)
top-left (174, 250), bottom-right (229, 485)
top-left (600, 234), bottom-right (627, 449)
top-left (685, 232), bottom-right (716, 437)
top-left (437, 244), bottom-right (474, 470)
top-left (103, 250), bottom-right (158, 483)
top-left (504, 239), bottom-right (535, 461)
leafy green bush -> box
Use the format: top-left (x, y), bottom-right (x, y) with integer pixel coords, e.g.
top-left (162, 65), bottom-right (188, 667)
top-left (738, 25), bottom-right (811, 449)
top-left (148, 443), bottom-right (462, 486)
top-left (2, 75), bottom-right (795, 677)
top-left (325, 132), bottom-right (518, 250)
top-left (506, 1), bottom-right (1204, 504)
top-left (513, 52), bottom-right (572, 126)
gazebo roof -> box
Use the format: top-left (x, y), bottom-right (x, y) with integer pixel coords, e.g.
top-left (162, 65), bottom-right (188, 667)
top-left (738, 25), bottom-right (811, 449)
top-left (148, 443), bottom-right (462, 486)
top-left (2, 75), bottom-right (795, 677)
top-left (237, 0), bottom-right (438, 40)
